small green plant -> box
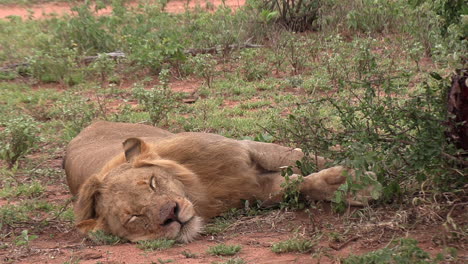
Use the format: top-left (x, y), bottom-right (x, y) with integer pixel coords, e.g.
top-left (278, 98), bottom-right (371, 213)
top-left (89, 230), bottom-right (125, 245)
top-left (238, 49), bottom-right (268, 81)
top-left (88, 53), bottom-right (117, 86)
top-left (271, 237), bottom-right (315, 253)
top-left (56, 207), bottom-right (75, 222)
top-left (188, 54), bottom-right (217, 88)
top-left (342, 238), bottom-right (446, 264)
top-left (285, 33), bottom-right (309, 75)
top-left (51, 92), bottom-right (97, 141)
top-left (14, 229), bottom-right (38, 246)
top-left (280, 166), bottom-right (305, 210)
top-left (132, 68), bottom-right (178, 126)
top-left (0, 114), bottom-right (40, 168)
top-left (207, 243), bottom-right (242, 256)
top-left (137, 238), bottom-right (176, 251)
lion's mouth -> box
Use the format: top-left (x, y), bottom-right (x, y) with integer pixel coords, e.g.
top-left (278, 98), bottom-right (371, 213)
top-left (162, 218), bottom-right (180, 226)
top-left (176, 216), bottom-right (202, 243)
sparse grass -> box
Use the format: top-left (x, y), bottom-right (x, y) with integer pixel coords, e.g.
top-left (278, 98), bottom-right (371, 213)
top-left (156, 258), bottom-right (174, 264)
top-left (203, 217), bottom-right (235, 235)
top-left (271, 237), bottom-right (315, 253)
top-left (88, 230), bottom-right (126, 245)
top-left (0, 200), bottom-right (54, 227)
top-left (342, 238), bottom-right (453, 264)
top-left (0, 181), bottom-right (45, 198)
top-left (239, 100), bottom-right (272, 110)
top-left (137, 238), bottom-right (176, 251)
top-left (207, 244), bottom-right (242, 256)
top-left (213, 257), bottom-right (247, 264)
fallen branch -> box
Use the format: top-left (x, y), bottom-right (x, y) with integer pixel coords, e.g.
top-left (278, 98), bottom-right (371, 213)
top-left (329, 236), bottom-right (360, 251)
top-left (82, 51), bottom-right (126, 63)
top-left (184, 43), bottom-right (263, 56)
top-left (0, 52), bottom-right (127, 72)
top-left (1, 42), bottom-right (263, 72)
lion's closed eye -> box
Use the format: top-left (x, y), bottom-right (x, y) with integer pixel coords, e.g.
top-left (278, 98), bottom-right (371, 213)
top-left (127, 215), bottom-right (138, 224)
top-left (150, 175), bottom-right (157, 191)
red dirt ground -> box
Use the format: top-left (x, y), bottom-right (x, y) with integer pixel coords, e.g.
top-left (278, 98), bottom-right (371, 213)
top-left (0, 0), bottom-right (245, 19)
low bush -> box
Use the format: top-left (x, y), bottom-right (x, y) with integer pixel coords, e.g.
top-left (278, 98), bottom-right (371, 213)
top-left (0, 115), bottom-right (40, 168)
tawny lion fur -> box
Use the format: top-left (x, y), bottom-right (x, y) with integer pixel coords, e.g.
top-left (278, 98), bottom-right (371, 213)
top-left (64, 121), bottom-right (372, 242)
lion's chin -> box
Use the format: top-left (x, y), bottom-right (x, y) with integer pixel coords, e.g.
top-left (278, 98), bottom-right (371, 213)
top-left (176, 216), bottom-right (203, 243)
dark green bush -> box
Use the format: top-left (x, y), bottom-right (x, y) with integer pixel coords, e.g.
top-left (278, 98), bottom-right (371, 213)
top-left (273, 35), bottom-right (466, 206)
top-left (258, 0), bottom-right (321, 31)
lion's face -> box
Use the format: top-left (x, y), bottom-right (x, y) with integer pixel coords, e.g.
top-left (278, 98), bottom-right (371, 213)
top-left (101, 166), bottom-right (202, 242)
top-left (74, 138), bottom-right (203, 243)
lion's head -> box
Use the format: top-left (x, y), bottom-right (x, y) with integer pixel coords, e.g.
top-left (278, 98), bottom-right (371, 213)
top-left (74, 138), bottom-right (205, 242)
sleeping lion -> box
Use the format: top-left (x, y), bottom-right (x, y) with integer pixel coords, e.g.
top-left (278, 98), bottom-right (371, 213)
top-left (64, 121), bottom-right (373, 242)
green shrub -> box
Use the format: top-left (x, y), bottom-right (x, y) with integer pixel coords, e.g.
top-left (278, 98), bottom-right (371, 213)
top-left (0, 115), bottom-right (40, 168)
top-left (207, 244), bottom-right (242, 256)
top-left (258, 0), bottom-right (321, 31)
top-left (132, 69), bottom-right (179, 126)
top-left (274, 69), bottom-right (465, 205)
top-left (346, 0), bottom-right (405, 34)
top-left (409, 0), bottom-right (467, 36)
top-left (188, 54), bottom-right (217, 88)
top-left (50, 93), bottom-right (97, 141)
top-left (238, 49), bottom-right (268, 81)
top-left (27, 45), bottom-right (80, 83)
top-left (51, 3), bottom-right (116, 54)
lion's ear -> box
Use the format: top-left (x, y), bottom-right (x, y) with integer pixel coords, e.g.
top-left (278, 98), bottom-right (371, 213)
top-left (74, 175), bottom-right (102, 231)
top-left (123, 137), bottom-right (150, 162)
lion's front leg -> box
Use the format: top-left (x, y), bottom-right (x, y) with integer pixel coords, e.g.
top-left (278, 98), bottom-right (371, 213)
top-left (300, 166), bottom-right (375, 206)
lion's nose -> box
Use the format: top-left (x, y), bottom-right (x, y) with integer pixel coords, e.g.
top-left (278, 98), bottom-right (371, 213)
top-left (160, 202), bottom-right (180, 226)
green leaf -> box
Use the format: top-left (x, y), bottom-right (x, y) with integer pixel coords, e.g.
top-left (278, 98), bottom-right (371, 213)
top-left (429, 72), bottom-right (442, 80)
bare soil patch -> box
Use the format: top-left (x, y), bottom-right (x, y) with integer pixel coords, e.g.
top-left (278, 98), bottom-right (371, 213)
top-left (0, 0), bottom-right (246, 19)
